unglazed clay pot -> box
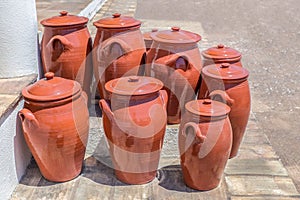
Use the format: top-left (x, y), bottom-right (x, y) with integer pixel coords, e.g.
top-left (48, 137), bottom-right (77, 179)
top-left (202, 44), bottom-right (242, 67)
top-left (198, 63), bottom-right (250, 158)
top-left (143, 28), bottom-right (158, 51)
top-left (99, 76), bottom-right (168, 184)
top-left (19, 72), bottom-right (89, 182)
top-left (146, 27), bottom-right (202, 124)
top-left (93, 13), bottom-right (146, 99)
top-left (40, 11), bottom-right (93, 104)
top-left (179, 99), bottom-right (232, 190)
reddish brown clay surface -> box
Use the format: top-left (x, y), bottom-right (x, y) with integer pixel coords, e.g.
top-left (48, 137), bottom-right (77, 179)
top-left (99, 76), bottom-right (168, 184)
top-left (143, 28), bottom-right (158, 51)
top-left (19, 72), bottom-right (89, 182)
top-left (179, 99), bottom-right (232, 191)
top-left (40, 11), bottom-right (93, 104)
top-left (146, 27), bottom-right (202, 124)
top-left (93, 13), bottom-right (146, 99)
top-left (198, 63), bottom-right (250, 158)
top-left (202, 44), bottom-right (242, 67)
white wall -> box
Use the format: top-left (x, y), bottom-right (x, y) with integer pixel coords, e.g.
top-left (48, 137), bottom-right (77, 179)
top-left (0, 100), bottom-right (31, 200)
top-left (0, 0), bottom-right (38, 78)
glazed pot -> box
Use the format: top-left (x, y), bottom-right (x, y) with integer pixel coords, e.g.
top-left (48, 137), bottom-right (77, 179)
top-left (146, 27), bottom-right (202, 124)
top-left (99, 76), bottom-right (168, 184)
top-left (179, 99), bottom-right (232, 190)
top-left (202, 44), bottom-right (242, 67)
top-left (40, 11), bottom-right (93, 104)
top-left (19, 72), bottom-right (89, 182)
top-left (198, 63), bottom-right (250, 158)
top-left (93, 13), bottom-right (146, 99)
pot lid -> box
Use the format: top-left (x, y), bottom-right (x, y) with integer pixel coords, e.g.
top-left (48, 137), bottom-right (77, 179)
top-left (202, 44), bottom-right (242, 60)
top-left (22, 72), bottom-right (81, 101)
top-left (93, 13), bottom-right (141, 29)
top-left (40, 11), bottom-right (88, 27)
top-left (143, 29), bottom-right (158, 41)
top-left (202, 63), bottom-right (249, 81)
top-left (186, 99), bottom-right (230, 117)
top-left (150, 27), bottom-right (201, 44)
top-left (105, 76), bottom-right (163, 96)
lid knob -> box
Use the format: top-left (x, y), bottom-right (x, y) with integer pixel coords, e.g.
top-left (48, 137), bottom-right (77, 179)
top-left (60, 11), bottom-right (68, 16)
top-left (220, 63), bottom-right (230, 68)
top-left (217, 44), bottom-right (225, 48)
top-left (171, 26), bottom-right (180, 31)
top-left (152, 28), bottom-right (158, 32)
top-left (203, 99), bottom-right (212, 105)
top-left (128, 76), bottom-right (139, 82)
top-left (113, 13), bottom-right (121, 18)
top-left (45, 72), bottom-right (55, 80)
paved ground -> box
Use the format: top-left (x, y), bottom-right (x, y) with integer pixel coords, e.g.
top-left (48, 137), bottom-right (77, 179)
top-left (10, 0), bottom-right (300, 199)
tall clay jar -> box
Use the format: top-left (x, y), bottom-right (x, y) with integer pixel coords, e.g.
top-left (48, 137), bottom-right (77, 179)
top-left (146, 27), bottom-right (202, 124)
top-left (40, 11), bottom-right (93, 104)
top-left (198, 63), bottom-right (250, 158)
top-left (179, 99), bottom-right (232, 190)
top-left (202, 44), bottom-right (242, 67)
top-left (93, 13), bottom-right (146, 99)
top-left (19, 72), bottom-right (89, 182)
top-left (99, 76), bottom-right (168, 184)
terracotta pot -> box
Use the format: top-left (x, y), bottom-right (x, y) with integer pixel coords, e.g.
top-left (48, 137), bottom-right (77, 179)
top-left (146, 27), bottom-right (202, 124)
top-left (99, 76), bottom-right (168, 184)
top-left (143, 28), bottom-right (158, 51)
top-left (40, 11), bottom-right (93, 104)
top-left (179, 99), bottom-right (232, 190)
top-left (19, 72), bottom-right (89, 182)
top-left (202, 44), bottom-right (242, 67)
top-left (198, 63), bottom-right (250, 158)
top-left (93, 13), bottom-right (146, 99)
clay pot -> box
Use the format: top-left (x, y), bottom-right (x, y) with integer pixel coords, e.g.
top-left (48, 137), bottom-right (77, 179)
top-left (143, 28), bottom-right (158, 51)
top-left (202, 44), bottom-right (242, 67)
top-left (179, 99), bottom-right (232, 190)
top-left (146, 27), bottom-right (202, 124)
top-left (19, 72), bottom-right (89, 182)
top-left (40, 11), bottom-right (93, 104)
top-left (93, 13), bottom-right (146, 99)
top-left (99, 76), bottom-right (168, 184)
top-left (198, 63), bottom-right (250, 158)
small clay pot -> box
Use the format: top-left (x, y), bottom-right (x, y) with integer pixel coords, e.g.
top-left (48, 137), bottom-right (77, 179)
top-left (40, 11), bottom-right (93, 104)
top-left (93, 13), bottom-right (146, 99)
top-left (143, 28), bottom-right (158, 51)
top-left (179, 99), bottom-right (232, 190)
top-left (202, 44), bottom-right (242, 67)
top-left (198, 63), bottom-right (250, 158)
top-left (19, 72), bottom-right (89, 182)
top-left (99, 76), bottom-right (168, 184)
top-left (146, 27), bottom-right (202, 124)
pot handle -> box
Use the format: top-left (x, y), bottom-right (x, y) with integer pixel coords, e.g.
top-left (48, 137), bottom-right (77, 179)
top-left (81, 91), bottom-right (88, 105)
top-left (183, 122), bottom-right (206, 143)
top-left (100, 37), bottom-right (132, 59)
top-left (99, 99), bottom-right (114, 121)
top-left (46, 35), bottom-right (73, 61)
top-left (18, 108), bottom-right (39, 128)
top-left (209, 90), bottom-right (235, 106)
top-left (159, 90), bottom-right (168, 110)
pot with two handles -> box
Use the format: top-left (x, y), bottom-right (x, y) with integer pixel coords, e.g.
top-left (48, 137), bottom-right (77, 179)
top-left (19, 72), bottom-right (89, 182)
top-left (93, 13), bottom-right (146, 99)
top-left (40, 11), bottom-right (93, 104)
top-left (146, 27), bottom-right (202, 124)
top-left (99, 76), bottom-right (168, 184)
